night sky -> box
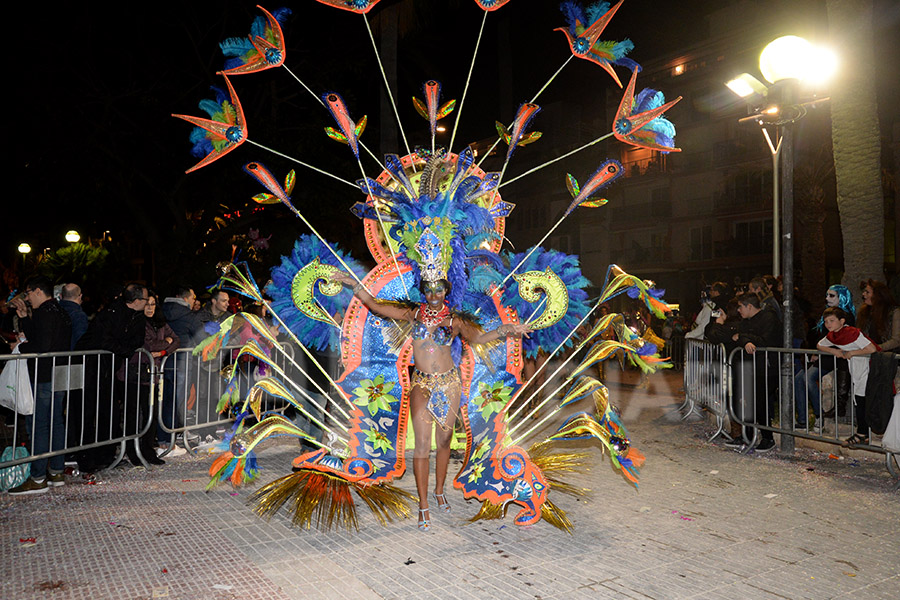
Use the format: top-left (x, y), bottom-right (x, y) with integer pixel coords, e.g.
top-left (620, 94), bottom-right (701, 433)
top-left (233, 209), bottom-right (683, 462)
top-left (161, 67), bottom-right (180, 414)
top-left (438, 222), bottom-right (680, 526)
top-left (9, 0), bottom-right (894, 287)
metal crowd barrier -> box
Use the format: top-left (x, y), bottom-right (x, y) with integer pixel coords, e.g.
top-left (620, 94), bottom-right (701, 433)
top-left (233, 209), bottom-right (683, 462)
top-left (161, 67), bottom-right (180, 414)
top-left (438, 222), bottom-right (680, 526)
top-left (0, 348), bottom-right (157, 476)
top-left (155, 342), bottom-right (300, 455)
top-left (725, 346), bottom-right (899, 484)
top-left (665, 334), bottom-right (685, 371)
top-left (681, 339), bottom-right (729, 439)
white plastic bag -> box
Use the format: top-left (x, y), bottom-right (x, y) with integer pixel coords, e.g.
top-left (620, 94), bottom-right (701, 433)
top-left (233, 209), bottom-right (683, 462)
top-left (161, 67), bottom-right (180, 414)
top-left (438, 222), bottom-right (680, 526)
top-left (0, 348), bottom-right (34, 415)
top-left (882, 392), bottom-right (900, 452)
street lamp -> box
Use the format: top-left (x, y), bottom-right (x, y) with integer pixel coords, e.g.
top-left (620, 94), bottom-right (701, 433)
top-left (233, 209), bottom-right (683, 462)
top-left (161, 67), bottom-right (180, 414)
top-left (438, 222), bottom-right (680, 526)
top-left (65, 230), bottom-right (81, 243)
top-left (726, 37), bottom-right (836, 278)
top-left (17, 243), bottom-right (32, 255)
top-left (726, 35), bottom-right (837, 453)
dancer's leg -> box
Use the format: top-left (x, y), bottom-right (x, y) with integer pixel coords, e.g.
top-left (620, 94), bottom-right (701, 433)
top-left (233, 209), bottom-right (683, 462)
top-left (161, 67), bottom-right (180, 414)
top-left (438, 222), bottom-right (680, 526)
top-left (433, 390), bottom-right (461, 497)
top-left (410, 387), bottom-right (433, 525)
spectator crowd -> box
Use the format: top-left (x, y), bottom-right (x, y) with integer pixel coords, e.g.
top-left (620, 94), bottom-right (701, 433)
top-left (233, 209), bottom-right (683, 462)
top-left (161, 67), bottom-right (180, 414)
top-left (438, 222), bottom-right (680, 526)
top-left (681, 275), bottom-right (900, 452)
top-left (0, 278), bottom-right (241, 495)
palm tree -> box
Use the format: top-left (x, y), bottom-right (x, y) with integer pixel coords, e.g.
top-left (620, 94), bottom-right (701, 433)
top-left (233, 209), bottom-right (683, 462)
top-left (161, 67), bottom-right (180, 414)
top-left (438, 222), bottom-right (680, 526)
top-left (826, 0), bottom-right (885, 292)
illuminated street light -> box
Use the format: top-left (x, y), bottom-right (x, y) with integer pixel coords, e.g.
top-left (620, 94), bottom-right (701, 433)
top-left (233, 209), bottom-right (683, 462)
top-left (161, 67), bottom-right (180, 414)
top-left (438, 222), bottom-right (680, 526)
top-left (726, 34), bottom-right (837, 454)
top-left (18, 243), bottom-right (32, 255)
top-left (65, 230), bottom-right (81, 243)
top-left (759, 35), bottom-right (837, 86)
top-left (725, 73), bottom-right (768, 99)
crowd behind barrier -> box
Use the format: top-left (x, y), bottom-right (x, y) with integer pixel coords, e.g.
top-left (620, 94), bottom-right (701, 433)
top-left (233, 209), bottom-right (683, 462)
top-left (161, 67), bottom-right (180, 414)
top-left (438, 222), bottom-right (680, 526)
top-left (0, 348), bottom-right (156, 473)
top-left (680, 340), bottom-right (900, 482)
top-left (0, 342), bottom-right (320, 483)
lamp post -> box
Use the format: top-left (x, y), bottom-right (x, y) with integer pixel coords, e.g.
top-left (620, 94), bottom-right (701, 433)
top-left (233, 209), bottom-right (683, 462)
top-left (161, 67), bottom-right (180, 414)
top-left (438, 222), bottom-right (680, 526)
top-left (727, 35), bottom-right (837, 453)
top-left (17, 242), bottom-right (31, 285)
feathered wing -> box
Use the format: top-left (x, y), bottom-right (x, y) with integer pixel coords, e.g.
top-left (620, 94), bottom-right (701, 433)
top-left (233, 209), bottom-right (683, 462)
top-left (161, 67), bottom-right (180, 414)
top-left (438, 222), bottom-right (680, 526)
top-left (266, 234), bottom-right (366, 352)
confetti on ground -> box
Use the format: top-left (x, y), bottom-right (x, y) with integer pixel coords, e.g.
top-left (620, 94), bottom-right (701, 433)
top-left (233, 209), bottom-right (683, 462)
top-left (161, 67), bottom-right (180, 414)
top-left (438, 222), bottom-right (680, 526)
top-left (19, 537), bottom-right (37, 547)
top-left (764, 493), bottom-right (778, 499)
top-left (639, 506), bottom-right (651, 513)
top-left (212, 584), bottom-right (233, 590)
top-left (709, 470), bottom-right (719, 474)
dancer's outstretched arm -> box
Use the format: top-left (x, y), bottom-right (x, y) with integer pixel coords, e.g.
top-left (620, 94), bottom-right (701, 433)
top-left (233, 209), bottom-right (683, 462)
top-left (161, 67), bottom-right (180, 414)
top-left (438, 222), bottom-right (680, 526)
top-left (332, 272), bottom-right (412, 321)
top-left (457, 320), bottom-right (531, 345)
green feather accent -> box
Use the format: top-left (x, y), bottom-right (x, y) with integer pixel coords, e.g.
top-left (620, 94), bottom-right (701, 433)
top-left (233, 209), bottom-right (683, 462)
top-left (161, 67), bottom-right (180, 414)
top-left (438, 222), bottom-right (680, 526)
top-left (436, 99), bottom-right (456, 119)
top-left (565, 174), bottom-right (580, 199)
top-left (412, 97), bottom-right (429, 120)
top-left (325, 127), bottom-right (348, 144)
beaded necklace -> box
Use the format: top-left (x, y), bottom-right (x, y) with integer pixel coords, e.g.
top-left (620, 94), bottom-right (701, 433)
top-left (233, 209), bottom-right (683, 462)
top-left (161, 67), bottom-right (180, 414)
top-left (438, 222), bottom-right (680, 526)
top-left (416, 303), bottom-right (450, 328)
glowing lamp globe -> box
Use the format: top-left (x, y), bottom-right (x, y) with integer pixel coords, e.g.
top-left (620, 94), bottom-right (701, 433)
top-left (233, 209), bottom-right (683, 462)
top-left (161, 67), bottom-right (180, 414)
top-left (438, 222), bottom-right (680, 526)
top-left (759, 35), bottom-right (837, 86)
top-left (759, 36), bottom-right (813, 84)
top-left (18, 243), bottom-right (32, 254)
top-left (65, 230), bottom-right (81, 243)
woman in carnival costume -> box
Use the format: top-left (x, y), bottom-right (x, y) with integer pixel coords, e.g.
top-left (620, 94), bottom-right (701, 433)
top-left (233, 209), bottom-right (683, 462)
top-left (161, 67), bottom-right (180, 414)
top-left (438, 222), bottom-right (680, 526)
top-left (332, 269), bottom-right (530, 530)
top-left (175, 0), bottom-right (682, 532)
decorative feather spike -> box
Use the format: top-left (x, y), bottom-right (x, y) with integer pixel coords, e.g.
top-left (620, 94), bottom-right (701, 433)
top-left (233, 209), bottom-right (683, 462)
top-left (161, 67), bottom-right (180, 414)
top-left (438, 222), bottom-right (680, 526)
top-left (563, 160), bottom-right (622, 217)
top-left (614, 67), bottom-right (682, 153)
top-left (600, 272), bottom-right (673, 319)
top-left (356, 177), bottom-right (407, 206)
top-left (413, 80), bottom-right (455, 138)
top-left (502, 103), bottom-right (542, 163)
top-left (555, 1), bottom-right (634, 87)
top-left (412, 97), bottom-right (429, 120)
top-left (546, 412), bottom-right (641, 487)
top-left (383, 154), bottom-right (418, 199)
top-left (193, 314), bottom-right (237, 361)
top-left (215, 261), bottom-right (264, 302)
top-left (241, 378), bottom-right (298, 417)
top-left (446, 146), bottom-right (475, 197)
top-left (315, 0), bottom-right (381, 14)
top-left (230, 415), bottom-right (321, 458)
top-left (207, 450), bottom-right (260, 489)
top-left (322, 92), bottom-right (361, 158)
top-left (241, 312), bottom-right (281, 347)
top-left (172, 75), bottom-right (247, 174)
top-left (570, 339), bottom-right (635, 378)
top-left (244, 162), bottom-right (302, 220)
top-left (230, 340), bottom-right (280, 385)
top-left (473, 0), bottom-right (513, 11)
top-left (219, 6), bottom-right (290, 76)
top-left (559, 376), bottom-right (606, 407)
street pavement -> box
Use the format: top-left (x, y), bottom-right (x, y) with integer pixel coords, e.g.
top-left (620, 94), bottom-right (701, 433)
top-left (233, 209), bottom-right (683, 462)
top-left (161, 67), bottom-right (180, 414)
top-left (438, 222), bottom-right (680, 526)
top-left (2, 369), bottom-right (898, 599)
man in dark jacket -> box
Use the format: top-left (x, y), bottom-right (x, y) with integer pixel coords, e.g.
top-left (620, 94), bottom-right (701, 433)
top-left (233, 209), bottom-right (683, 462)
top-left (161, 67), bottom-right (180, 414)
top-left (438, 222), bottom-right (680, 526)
top-left (73, 283), bottom-right (148, 471)
top-left (162, 286), bottom-right (204, 347)
top-left (58, 283), bottom-right (88, 349)
top-left (160, 286), bottom-right (203, 444)
top-left (726, 292), bottom-right (781, 452)
top-left (8, 276), bottom-right (72, 495)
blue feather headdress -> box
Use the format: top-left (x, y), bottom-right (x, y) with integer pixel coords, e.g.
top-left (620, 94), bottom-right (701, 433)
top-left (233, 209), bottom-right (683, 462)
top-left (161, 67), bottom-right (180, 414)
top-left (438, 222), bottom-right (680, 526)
top-left (266, 234), bottom-right (365, 351)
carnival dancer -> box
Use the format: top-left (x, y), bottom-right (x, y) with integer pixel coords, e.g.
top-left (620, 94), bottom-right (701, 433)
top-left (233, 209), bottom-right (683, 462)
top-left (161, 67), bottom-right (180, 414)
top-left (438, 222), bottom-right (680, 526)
top-left (332, 271), bottom-right (530, 530)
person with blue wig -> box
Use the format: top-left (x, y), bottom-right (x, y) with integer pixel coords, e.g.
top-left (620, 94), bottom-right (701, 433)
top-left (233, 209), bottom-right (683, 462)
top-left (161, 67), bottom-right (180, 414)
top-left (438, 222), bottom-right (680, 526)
top-left (794, 285), bottom-right (856, 430)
